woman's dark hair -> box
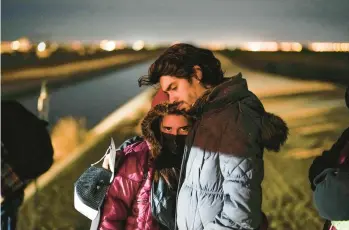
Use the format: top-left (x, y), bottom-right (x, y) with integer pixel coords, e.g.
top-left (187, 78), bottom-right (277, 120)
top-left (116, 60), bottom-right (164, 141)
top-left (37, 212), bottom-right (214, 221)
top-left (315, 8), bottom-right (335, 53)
top-left (138, 43), bottom-right (224, 87)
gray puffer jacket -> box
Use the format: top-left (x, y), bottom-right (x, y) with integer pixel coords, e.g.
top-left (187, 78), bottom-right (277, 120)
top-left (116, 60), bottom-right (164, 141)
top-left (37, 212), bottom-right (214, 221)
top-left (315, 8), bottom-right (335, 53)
top-left (176, 73), bottom-right (288, 230)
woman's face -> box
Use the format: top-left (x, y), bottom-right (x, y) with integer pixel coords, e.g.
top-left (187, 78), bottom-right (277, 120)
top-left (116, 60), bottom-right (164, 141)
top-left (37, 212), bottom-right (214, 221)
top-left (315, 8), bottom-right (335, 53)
top-left (160, 114), bottom-right (190, 135)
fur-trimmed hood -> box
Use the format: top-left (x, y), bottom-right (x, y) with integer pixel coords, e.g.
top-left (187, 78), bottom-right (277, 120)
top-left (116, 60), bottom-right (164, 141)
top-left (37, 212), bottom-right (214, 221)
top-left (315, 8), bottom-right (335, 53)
top-left (190, 72), bottom-right (289, 152)
top-left (141, 103), bottom-right (191, 158)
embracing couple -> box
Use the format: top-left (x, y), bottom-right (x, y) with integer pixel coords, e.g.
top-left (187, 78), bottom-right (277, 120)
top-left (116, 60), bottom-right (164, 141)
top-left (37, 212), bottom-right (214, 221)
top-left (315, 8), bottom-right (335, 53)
top-left (97, 43), bottom-right (288, 230)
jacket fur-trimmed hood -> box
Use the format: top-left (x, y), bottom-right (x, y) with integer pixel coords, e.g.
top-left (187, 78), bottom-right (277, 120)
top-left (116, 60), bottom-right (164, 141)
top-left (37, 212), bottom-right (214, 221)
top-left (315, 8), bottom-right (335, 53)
top-left (190, 73), bottom-right (289, 152)
top-left (141, 102), bottom-right (192, 158)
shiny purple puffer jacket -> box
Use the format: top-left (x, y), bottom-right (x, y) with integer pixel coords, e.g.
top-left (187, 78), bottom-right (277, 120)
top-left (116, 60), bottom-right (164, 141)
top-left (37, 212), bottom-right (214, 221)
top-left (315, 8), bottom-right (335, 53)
top-left (98, 141), bottom-right (160, 230)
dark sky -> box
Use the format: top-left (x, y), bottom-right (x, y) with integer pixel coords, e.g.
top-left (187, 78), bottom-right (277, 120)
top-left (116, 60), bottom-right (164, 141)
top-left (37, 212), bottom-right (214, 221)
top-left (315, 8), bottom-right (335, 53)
top-left (2, 0), bottom-right (349, 43)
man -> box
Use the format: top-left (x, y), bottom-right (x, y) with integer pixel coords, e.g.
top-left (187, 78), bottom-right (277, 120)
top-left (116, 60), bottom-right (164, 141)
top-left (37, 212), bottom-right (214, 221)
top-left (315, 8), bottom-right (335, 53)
top-left (308, 86), bottom-right (349, 230)
top-left (138, 44), bottom-right (288, 230)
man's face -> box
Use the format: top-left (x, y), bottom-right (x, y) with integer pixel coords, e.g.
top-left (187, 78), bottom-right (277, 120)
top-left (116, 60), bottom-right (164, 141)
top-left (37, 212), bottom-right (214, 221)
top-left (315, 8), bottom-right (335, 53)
top-left (160, 76), bottom-right (201, 111)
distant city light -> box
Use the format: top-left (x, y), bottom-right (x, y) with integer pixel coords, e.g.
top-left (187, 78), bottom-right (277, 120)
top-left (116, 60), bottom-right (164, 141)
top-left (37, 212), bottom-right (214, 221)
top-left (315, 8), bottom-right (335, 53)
top-left (242, 42), bottom-right (278, 52)
top-left (145, 43), bottom-right (159, 50)
top-left (339, 43), bottom-right (348, 52)
top-left (115, 41), bottom-right (126, 50)
top-left (1, 42), bottom-right (12, 53)
top-left (201, 42), bottom-right (226, 51)
top-left (280, 42), bottom-right (292, 52)
top-left (309, 42), bottom-right (349, 52)
top-left (2, 39), bottom-right (349, 54)
top-left (71, 41), bottom-right (82, 51)
top-left (247, 42), bottom-right (261, 52)
top-left (50, 42), bottom-right (59, 52)
top-left (37, 42), bottom-right (47, 52)
top-left (291, 42), bottom-right (302, 52)
top-left (11, 40), bottom-right (20, 50)
top-left (17, 38), bottom-right (32, 52)
top-left (100, 40), bottom-right (116, 51)
top-left (132, 40), bottom-right (145, 51)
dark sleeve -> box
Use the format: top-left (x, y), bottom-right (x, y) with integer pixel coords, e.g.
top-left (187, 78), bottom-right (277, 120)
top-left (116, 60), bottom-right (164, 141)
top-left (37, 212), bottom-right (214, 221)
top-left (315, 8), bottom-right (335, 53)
top-left (308, 128), bottom-right (349, 190)
top-left (117, 136), bottom-right (143, 151)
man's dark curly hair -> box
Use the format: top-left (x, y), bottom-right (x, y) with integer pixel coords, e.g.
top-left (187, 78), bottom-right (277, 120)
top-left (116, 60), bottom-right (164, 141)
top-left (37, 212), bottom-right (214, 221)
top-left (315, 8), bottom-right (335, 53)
top-left (138, 43), bottom-right (224, 87)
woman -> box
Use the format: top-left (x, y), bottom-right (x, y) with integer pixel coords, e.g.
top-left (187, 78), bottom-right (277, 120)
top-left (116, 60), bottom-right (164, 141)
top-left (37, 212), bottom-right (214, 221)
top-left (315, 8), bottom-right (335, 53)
top-left (98, 90), bottom-right (192, 230)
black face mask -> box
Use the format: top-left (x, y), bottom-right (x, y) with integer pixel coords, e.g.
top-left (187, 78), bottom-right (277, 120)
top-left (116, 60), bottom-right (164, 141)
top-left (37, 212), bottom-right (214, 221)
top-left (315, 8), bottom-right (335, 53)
top-left (154, 133), bottom-right (187, 170)
top-left (161, 133), bottom-right (186, 156)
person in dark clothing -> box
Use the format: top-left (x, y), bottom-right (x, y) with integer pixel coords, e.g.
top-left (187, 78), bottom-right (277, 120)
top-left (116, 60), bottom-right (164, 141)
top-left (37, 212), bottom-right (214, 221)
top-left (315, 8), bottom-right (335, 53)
top-left (1, 100), bottom-right (54, 230)
top-left (308, 86), bottom-right (349, 230)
